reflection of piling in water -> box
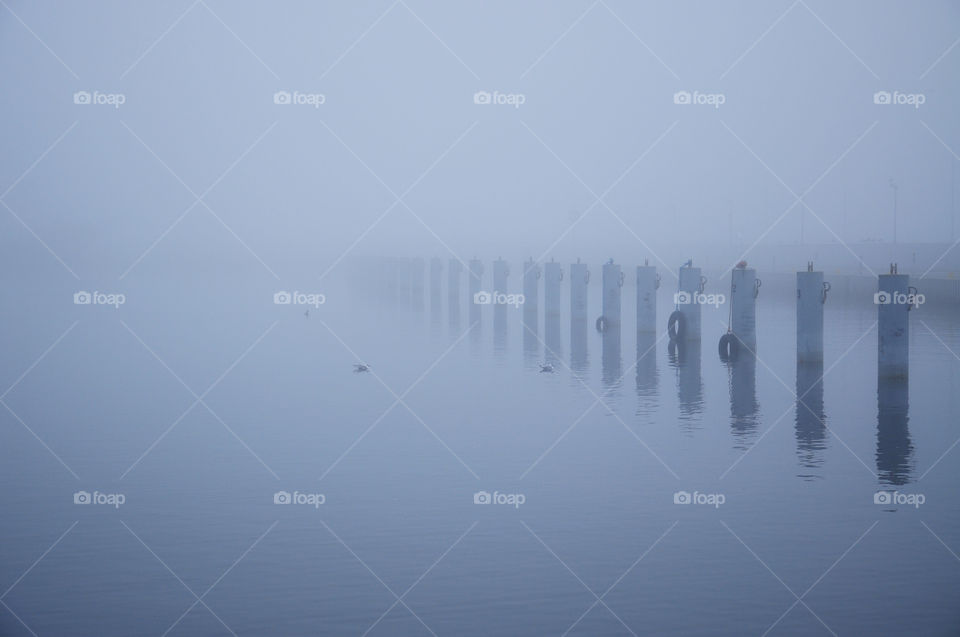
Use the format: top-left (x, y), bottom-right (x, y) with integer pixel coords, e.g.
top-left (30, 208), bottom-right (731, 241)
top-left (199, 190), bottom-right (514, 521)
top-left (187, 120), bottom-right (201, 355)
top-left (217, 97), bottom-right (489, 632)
top-left (430, 257), bottom-right (443, 314)
top-left (468, 258), bottom-right (484, 325)
top-left (601, 260), bottom-right (623, 331)
top-left (669, 339), bottom-right (703, 424)
top-left (545, 312), bottom-right (562, 365)
top-left (447, 258), bottom-right (462, 329)
top-left (522, 258), bottom-right (541, 362)
top-left (570, 259), bottom-right (588, 322)
top-left (797, 265), bottom-right (827, 363)
top-left (676, 265), bottom-right (703, 342)
top-left (636, 333), bottom-right (659, 416)
top-left (602, 329), bottom-right (622, 393)
top-left (492, 258), bottom-right (509, 352)
top-left (571, 318), bottom-right (588, 376)
top-left (729, 351), bottom-right (759, 450)
top-left (878, 266), bottom-right (911, 378)
top-left (795, 361), bottom-right (826, 478)
top-left (411, 257), bottom-right (425, 311)
top-left (636, 262), bottom-right (658, 333)
top-left (730, 265), bottom-right (759, 353)
top-left (877, 375), bottom-right (913, 486)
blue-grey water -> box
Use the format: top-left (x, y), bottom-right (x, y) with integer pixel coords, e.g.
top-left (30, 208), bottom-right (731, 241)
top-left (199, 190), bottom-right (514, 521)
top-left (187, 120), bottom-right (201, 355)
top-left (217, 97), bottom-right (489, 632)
top-left (1, 270), bottom-right (959, 636)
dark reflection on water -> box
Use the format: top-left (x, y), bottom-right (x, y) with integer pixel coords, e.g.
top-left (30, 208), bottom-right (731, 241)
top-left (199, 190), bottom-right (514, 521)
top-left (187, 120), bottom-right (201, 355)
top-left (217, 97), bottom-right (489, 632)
top-left (728, 351), bottom-right (760, 451)
top-left (493, 306), bottom-right (507, 359)
top-left (795, 361), bottom-right (827, 480)
top-left (668, 339), bottom-right (703, 429)
top-left (545, 312), bottom-right (562, 366)
top-left (877, 375), bottom-right (913, 486)
top-left (635, 333), bottom-right (658, 418)
top-left (601, 329), bottom-right (622, 398)
top-left (570, 317), bottom-right (588, 378)
top-left (522, 307), bottom-right (539, 367)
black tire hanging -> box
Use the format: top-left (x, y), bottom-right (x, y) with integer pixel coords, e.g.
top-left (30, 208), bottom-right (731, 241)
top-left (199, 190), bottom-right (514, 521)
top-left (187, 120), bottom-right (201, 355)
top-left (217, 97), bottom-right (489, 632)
top-left (718, 332), bottom-right (739, 362)
top-left (667, 310), bottom-right (686, 342)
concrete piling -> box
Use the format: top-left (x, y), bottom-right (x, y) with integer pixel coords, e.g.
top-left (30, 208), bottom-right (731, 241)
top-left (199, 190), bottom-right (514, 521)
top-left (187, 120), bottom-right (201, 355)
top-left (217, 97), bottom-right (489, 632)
top-left (448, 258), bottom-right (462, 328)
top-left (636, 260), bottom-right (658, 333)
top-left (669, 263), bottom-right (704, 343)
top-left (570, 259), bottom-right (588, 322)
top-left (600, 260), bottom-right (623, 332)
top-left (796, 263), bottom-right (828, 363)
top-left (877, 264), bottom-right (911, 378)
top-left (730, 265), bottom-right (759, 352)
top-left (468, 258), bottom-right (484, 323)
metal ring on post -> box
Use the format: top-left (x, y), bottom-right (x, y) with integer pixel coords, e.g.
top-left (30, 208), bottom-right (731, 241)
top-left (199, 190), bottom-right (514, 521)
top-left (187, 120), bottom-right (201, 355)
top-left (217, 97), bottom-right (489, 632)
top-left (655, 273), bottom-right (661, 289)
top-left (754, 279), bottom-right (762, 298)
top-left (699, 276), bottom-right (707, 293)
top-left (822, 281), bottom-right (831, 304)
top-left (619, 271), bottom-right (625, 287)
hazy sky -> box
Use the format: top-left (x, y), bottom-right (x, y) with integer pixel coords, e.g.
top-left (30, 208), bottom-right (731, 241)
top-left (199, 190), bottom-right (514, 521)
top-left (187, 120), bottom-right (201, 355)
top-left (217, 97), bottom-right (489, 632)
top-left (2, 1), bottom-right (958, 281)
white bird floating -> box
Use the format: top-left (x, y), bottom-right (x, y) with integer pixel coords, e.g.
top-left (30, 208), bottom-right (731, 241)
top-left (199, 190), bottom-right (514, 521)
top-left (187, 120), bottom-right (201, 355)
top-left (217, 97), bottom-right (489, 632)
top-left (353, 363), bottom-right (370, 373)
top-left (539, 363), bottom-right (554, 373)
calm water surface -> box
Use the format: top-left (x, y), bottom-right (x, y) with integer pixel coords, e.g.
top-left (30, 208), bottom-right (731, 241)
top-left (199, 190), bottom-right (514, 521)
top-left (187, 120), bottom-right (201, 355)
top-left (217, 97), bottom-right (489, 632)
top-left (1, 274), bottom-right (958, 636)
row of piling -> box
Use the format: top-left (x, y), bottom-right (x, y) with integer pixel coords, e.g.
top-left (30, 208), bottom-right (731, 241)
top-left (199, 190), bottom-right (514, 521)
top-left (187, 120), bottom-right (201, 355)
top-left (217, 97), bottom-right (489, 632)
top-left (379, 256), bottom-right (915, 378)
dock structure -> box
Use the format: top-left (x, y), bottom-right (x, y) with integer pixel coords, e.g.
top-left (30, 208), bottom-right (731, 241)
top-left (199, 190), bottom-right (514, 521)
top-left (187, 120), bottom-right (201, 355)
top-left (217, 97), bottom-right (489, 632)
top-left (600, 260), bottom-right (623, 331)
top-left (570, 259), bottom-right (588, 322)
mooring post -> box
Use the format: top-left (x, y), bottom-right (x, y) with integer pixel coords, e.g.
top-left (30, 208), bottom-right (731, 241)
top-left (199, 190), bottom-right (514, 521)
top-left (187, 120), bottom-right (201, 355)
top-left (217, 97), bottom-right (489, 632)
top-left (731, 264), bottom-right (759, 353)
top-left (676, 263), bottom-right (703, 341)
top-left (601, 260), bottom-right (623, 331)
top-left (636, 260), bottom-right (658, 333)
top-left (544, 259), bottom-right (563, 320)
top-left (877, 263), bottom-right (911, 378)
top-left (429, 257), bottom-right (442, 304)
top-left (522, 258), bottom-right (540, 314)
top-left (468, 257), bottom-right (484, 322)
top-left (570, 258), bottom-right (588, 322)
top-left (796, 262), bottom-right (827, 363)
